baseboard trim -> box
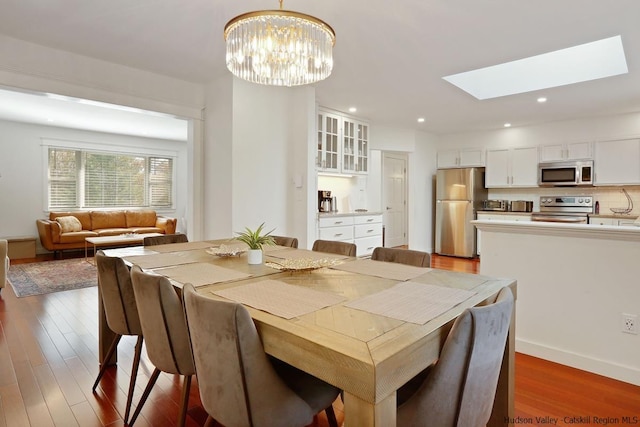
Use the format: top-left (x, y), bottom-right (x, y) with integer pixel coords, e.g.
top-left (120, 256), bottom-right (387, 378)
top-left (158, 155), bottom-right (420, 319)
top-left (516, 338), bottom-right (640, 386)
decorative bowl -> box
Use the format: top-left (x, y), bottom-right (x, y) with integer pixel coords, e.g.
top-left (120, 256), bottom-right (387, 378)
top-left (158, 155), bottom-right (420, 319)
top-left (206, 244), bottom-right (246, 257)
top-left (265, 258), bottom-right (339, 271)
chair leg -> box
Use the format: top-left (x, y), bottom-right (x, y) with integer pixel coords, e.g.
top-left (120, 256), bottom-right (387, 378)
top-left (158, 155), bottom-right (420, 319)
top-left (325, 404), bottom-right (339, 427)
top-left (92, 334), bottom-right (122, 391)
top-left (178, 375), bottom-right (192, 427)
top-left (124, 336), bottom-right (144, 424)
top-left (127, 367), bottom-right (161, 426)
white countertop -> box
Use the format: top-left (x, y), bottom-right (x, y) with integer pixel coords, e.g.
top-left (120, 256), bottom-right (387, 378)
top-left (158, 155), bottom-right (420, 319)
top-left (473, 219), bottom-right (640, 242)
top-left (318, 211), bottom-right (383, 218)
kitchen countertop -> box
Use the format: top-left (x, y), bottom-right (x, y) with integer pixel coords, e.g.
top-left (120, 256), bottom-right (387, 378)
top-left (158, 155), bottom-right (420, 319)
top-left (588, 213), bottom-right (639, 220)
top-left (477, 211), bottom-right (532, 215)
top-left (318, 211), bottom-right (383, 218)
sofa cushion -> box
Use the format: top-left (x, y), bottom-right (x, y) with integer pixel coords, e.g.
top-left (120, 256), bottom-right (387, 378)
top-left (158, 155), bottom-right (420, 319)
top-left (50, 211), bottom-right (92, 230)
top-left (95, 228), bottom-right (132, 237)
top-left (91, 211), bottom-right (127, 230)
top-left (59, 231), bottom-right (98, 243)
top-left (126, 210), bottom-right (157, 227)
top-left (56, 216), bottom-right (82, 233)
top-left (130, 227), bottom-right (163, 234)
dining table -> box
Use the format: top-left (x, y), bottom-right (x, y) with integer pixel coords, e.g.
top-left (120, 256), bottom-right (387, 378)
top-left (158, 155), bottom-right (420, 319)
top-left (100, 239), bottom-right (517, 427)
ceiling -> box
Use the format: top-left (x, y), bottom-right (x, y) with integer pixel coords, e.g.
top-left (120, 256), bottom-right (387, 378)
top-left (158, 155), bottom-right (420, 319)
top-left (1, 0), bottom-right (640, 138)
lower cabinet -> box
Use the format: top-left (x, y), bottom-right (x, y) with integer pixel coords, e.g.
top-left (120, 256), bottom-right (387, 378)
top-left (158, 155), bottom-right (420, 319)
top-left (317, 214), bottom-right (382, 257)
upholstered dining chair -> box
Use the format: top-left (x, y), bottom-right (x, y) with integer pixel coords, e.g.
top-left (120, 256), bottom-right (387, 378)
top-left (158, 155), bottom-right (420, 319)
top-left (371, 247), bottom-right (431, 268)
top-left (182, 284), bottom-right (340, 427)
top-left (129, 266), bottom-right (195, 427)
top-left (272, 235), bottom-right (299, 248)
top-left (92, 251), bottom-right (143, 424)
top-left (0, 239), bottom-right (8, 293)
top-left (396, 286), bottom-right (514, 427)
top-left (312, 239), bottom-right (357, 257)
top-left (143, 233), bottom-right (188, 246)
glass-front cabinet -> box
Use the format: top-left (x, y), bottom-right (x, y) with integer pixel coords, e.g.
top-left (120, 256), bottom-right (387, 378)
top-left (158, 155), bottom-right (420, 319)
top-left (317, 108), bottom-right (369, 175)
top-left (317, 111), bottom-right (340, 172)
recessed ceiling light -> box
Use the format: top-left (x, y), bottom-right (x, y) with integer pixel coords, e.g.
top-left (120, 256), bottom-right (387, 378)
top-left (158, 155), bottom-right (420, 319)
top-left (417, 117), bottom-right (425, 123)
top-left (443, 35), bottom-right (628, 100)
top-left (537, 97), bottom-right (547, 103)
top-left (46, 118), bottom-right (54, 122)
top-left (504, 123), bottom-right (512, 128)
top-left (348, 107), bottom-right (357, 113)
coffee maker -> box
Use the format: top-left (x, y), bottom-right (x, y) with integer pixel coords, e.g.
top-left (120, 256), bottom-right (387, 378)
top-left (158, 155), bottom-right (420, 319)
top-left (318, 190), bottom-right (332, 212)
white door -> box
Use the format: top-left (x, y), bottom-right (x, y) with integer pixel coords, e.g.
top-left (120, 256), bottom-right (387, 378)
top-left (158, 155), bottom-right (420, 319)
top-left (383, 153), bottom-right (407, 247)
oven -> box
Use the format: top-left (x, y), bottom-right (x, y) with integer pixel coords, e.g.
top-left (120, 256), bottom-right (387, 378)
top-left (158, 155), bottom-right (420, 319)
top-left (531, 196), bottom-right (594, 223)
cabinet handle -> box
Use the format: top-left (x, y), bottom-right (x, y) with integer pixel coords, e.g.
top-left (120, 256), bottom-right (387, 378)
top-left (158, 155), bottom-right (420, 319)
top-left (334, 233), bottom-right (343, 237)
top-left (334, 221), bottom-right (343, 224)
top-left (366, 218), bottom-right (374, 222)
top-left (367, 229), bottom-right (375, 233)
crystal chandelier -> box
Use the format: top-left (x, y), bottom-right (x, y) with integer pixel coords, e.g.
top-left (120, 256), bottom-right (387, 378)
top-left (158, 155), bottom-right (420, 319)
top-left (224, 0), bottom-right (336, 87)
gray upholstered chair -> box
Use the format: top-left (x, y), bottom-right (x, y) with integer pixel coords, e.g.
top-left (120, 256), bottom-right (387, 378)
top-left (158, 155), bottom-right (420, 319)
top-left (143, 233), bottom-right (188, 246)
top-left (0, 239), bottom-right (8, 292)
top-left (182, 284), bottom-right (340, 427)
top-left (371, 247), bottom-right (431, 268)
top-left (396, 286), bottom-right (514, 427)
top-left (129, 266), bottom-right (195, 427)
top-left (272, 235), bottom-right (299, 248)
top-left (312, 239), bottom-right (357, 257)
top-left (92, 251), bottom-right (143, 424)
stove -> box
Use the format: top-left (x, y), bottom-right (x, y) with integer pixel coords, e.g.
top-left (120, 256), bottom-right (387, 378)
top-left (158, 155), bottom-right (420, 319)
top-left (531, 196), bottom-right (594, 223)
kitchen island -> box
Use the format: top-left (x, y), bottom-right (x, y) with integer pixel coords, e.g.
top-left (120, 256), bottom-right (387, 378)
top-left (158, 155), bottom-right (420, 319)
top-left (473, 219), bottom-right (640, 386)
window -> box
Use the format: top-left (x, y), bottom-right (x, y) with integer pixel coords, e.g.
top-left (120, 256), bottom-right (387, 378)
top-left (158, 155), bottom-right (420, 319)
top-left (47, 147), bottom-right (174, 210)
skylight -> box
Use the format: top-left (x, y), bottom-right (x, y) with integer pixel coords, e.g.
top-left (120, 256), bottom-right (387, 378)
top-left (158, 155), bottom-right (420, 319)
top-left (443, 36), bottom-right (628, 100)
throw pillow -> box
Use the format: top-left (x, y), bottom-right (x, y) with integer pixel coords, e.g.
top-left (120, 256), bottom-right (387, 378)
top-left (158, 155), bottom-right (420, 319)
top-left (56, 216), bottom-right (83, 233)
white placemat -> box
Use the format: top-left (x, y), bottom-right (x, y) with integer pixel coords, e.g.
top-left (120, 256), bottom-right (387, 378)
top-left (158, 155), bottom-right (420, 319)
top-left (267, 248), bottom-right (350, 261)
top-left (149, 241), bottom-right (218, 253)
top-left (154, 262), bottom-right (251, 287)
top-left (212, 280), bottom-right (346, 319)
top-left (345, 281), bottom-right (476, 324)
top-left (331, 259), bottom-right (432, 281)
top-left (125, 250), bottom-right (209, 269)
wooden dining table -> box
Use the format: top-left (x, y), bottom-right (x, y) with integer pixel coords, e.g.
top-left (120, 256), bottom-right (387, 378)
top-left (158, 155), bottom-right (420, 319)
top-left (100, 240), bottom-right (517, 427)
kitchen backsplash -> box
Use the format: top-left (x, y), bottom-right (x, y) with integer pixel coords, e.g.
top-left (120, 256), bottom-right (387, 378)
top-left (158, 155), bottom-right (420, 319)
top-left (489, 186), bottom-right (640, 215)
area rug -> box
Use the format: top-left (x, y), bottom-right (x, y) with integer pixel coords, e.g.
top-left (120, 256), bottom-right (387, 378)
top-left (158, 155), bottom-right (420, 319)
top-left (7, 259), bottom-right (97, 297)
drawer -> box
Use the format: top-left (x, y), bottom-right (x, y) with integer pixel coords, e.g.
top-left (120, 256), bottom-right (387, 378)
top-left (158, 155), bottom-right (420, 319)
top-left (355, 235), bottom-right (382, 257)
top-left (354, 215), bottom-right (382, 225)
top-left (319, 225), bottom-right (354, 241)
top-left (319, 216), bottom-right (354, 228)
top-left (354, 223), bottom-right (383, 239)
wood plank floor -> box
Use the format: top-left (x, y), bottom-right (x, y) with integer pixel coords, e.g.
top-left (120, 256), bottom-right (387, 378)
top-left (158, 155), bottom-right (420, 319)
top-left (1, 251), bottom-right (638, 426)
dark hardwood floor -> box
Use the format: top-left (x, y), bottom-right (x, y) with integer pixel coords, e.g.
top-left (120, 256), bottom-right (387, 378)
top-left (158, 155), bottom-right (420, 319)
top-left (1, 251), bottom-right (638, 426)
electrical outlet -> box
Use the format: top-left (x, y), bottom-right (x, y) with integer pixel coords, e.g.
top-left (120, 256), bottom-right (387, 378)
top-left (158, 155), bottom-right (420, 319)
top-left (621, 313), bottom-right (638, 335)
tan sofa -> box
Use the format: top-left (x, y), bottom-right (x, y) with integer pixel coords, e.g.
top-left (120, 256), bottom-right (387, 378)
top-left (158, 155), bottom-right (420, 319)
top-left (37, 210), bottom-right (177, 255)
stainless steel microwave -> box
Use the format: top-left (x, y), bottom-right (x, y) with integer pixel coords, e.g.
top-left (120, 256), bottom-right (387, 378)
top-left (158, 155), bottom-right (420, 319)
top-left (538, 160), bottom-right (594, 186)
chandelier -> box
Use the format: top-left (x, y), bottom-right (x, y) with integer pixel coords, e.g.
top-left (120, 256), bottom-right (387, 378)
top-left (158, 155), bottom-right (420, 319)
top-left (224, 0), bottom-right (336, 87)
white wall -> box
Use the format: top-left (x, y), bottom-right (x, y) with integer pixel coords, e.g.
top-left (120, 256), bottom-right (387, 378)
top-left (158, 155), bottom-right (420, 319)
top-left (370, 125), bottom-right (439, 252)
top-left (0, 119), bottom-right (187, 252)
top-left (204, 77), bottom-right (316, 247)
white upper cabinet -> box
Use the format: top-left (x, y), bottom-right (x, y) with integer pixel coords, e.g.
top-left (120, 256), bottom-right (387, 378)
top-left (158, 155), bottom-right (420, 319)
top-left (317, 111), bottom-right (341, 172)
top-left (317, 108), bottom-right (369, 175)
top-left (437, 148), bottom-right (484, 169)
top-left (594, 139), bottom-right (640, 185)
top-left (342, 118), bottom-right (369, 174)
top-left (539, 142), bottom-right (593, 162)
top-left (485, 147), bottom-right (538, 188)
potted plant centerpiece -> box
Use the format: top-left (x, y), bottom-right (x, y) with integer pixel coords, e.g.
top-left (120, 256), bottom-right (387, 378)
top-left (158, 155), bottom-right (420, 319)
top-left (235, 223), bottom-right (276, 264)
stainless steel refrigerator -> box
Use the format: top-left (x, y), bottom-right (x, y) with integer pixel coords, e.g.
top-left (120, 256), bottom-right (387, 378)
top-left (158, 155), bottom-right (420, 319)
top-left (435, 167), bottom-right (487, 258)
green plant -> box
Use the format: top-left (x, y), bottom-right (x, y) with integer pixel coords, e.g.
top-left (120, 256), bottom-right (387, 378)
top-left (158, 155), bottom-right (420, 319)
top-left (234, 222), bottom-right (276, 250)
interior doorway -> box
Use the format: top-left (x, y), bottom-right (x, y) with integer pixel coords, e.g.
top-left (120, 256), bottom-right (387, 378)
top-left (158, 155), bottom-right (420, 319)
top-left (382, 152), bottom-right (407, 247)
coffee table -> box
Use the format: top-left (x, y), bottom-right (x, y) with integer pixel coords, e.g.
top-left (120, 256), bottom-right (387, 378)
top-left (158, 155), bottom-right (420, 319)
top-left (85, 233), bottom-right (163, 262)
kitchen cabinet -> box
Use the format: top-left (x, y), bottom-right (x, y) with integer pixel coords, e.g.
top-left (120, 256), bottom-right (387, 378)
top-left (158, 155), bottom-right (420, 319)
top-left (539, 142), bottom-right (592, 162)
top-left (476, 212), bottom-right (531, 254)
top-left (317, 108), bottom-right (369, 175)
top-left (588, 215), bottom-right (638, 226)
top-left (316, 110), bottom-right (341, 172)
top-left (485, 147), bottom-right (538, 188)
top-left (594, 138), bottom-right (640, 185)
top-left (437, 148), bottom-right (484, 169)
top-left (317, 213), bottom-right (382, 257)
top-left (342, 117), bottom-right (369, 174)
